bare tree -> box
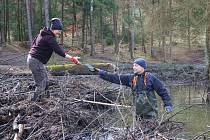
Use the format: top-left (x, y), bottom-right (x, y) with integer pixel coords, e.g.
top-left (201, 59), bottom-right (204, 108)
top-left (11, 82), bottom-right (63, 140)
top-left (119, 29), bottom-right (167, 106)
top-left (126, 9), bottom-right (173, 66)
top-left (2, 0), bottom-right (7, 43)
top-left (169, 0), bottom-right (173, 61)
top-left (139, 7), bottom-right (146, 54)
top-left (129, 0), bottom-right (135, 59)
top-left (72, 0), bottom-right (77, 46)
top-left (61, 0), bottom-right (64, 44)
top-left (206, 4), bottom-right (210, 104)
top-left (0, 0), bottom-right (3, 44)
top-left (113, 0), bottom-right (119, 54)
top-left (26, 0), bottom-right (33, 46)
top-left (90, 0), bottom-right (95, 56)
top-left (99, 5), bottom-right (105, 53)
top-left (81, 0), bottom-right (86, 51)
top-left (187, 9), bottom-right (191, 50)
top-left (150, 0), bottom-right (155, 58)
top-left (17, 0), bottom-right (21, 41)
top-left (6, 0), bottom-right (10, 42)
top-left (160, 0), bottom-right (166, 62)
top-left (44, 0), bottom-right (49, 28)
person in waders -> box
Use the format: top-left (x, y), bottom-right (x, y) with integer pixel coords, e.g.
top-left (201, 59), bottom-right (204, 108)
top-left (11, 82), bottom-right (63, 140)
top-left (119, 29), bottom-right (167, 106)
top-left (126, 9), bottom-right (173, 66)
top-left (88, 58), bottom-right (173, 119)
top-left (27, 18), bottom-right (80, 101)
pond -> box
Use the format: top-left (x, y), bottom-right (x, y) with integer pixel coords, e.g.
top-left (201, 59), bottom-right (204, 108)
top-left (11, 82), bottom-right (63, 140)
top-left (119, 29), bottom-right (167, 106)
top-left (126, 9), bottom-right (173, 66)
top-left (160, 84), bottom-right (210, 139)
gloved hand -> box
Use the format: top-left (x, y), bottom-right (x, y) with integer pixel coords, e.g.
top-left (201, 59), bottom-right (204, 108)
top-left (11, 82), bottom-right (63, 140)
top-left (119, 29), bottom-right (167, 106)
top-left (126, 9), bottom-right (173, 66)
top-left (107, 63), bottom-right (119, 71)
top-left (69, 56), bottom-right (80, 64)
top-left (165, 106), bottom-right (173, 113)
top-left (85, 64), bottom-right (99, 72)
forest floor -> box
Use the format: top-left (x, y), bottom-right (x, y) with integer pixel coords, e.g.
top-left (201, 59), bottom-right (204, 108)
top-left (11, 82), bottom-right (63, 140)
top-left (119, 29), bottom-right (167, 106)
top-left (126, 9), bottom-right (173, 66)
top-left (0, 43), bottom-right (206, 79)
top-left (0, 42), bottom-right (205, 67)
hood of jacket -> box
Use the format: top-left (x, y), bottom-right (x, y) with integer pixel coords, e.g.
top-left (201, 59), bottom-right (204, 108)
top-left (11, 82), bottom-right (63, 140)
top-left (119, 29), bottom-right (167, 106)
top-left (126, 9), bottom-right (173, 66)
top-left (40, 27), bottom-right (55, 37)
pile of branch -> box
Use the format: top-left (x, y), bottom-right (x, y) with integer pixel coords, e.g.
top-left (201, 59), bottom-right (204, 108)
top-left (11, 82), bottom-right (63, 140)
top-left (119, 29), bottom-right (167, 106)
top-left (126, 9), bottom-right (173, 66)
top-left (0, 73), bottom-right (120, 140)
top-left (108, 120), bottom-right (184, 140)
top-left (0, 73), bottom-right (186, 140)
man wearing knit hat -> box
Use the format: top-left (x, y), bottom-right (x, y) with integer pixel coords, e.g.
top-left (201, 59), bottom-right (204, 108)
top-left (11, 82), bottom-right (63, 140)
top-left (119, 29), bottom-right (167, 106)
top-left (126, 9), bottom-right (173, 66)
top-left (88, 58), bottom-right (173, 119)
top-left (27, 18), bottom-right (80, 101)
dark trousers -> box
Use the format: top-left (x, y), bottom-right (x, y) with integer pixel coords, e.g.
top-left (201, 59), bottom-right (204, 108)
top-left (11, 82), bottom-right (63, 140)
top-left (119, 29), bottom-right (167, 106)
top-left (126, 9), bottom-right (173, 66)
top-left (27, 55), bottom-right (48, 95)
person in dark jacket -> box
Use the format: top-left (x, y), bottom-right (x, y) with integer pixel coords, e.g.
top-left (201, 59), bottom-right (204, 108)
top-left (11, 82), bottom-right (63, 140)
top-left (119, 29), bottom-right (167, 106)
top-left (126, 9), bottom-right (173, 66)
top-left (27, 18), bottom-right (80, 101)
top-left (88, 58), bottom-right (173, 119)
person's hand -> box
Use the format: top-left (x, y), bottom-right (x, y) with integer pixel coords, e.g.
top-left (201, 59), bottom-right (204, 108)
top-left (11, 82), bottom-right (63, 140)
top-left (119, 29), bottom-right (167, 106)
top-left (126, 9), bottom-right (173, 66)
top-left (85, 64), bottom-right (99, 72)
top-left (107, 63), bottom-right (119, 71)
top-left (165, 106), bottom-right (173, 113)
top-left (69, 56), bottom-right (80, 64)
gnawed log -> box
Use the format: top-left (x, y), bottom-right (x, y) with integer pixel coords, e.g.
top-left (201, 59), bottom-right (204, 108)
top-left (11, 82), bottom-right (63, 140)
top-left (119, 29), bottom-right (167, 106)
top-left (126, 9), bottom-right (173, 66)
top-left (47, 63), bottom-right (118, 76)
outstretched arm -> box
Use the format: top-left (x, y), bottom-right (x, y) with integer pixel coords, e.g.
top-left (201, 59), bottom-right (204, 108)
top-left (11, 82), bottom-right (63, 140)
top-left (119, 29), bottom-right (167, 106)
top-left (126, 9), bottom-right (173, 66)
top-left (48, 37), bottom-right (80, 64)
top-left (99, 70), bottom-right (131, 87)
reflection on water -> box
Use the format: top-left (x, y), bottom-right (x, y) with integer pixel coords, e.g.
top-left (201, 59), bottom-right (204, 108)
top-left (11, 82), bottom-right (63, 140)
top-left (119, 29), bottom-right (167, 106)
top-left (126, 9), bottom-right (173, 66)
top-left (158, 84), bottom-right (210, 139)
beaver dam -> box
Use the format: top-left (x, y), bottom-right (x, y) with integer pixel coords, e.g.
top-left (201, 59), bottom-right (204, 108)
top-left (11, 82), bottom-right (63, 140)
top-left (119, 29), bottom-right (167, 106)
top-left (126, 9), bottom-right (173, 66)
top-left (0, 64), bottom-right (209, 140)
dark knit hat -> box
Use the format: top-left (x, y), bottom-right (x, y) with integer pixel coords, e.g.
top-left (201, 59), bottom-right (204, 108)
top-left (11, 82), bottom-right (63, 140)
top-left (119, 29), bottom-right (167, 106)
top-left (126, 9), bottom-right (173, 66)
top-left (50, 18), bottom-right (63, 30)
top-left (134, 58), bottom-right (147, 69)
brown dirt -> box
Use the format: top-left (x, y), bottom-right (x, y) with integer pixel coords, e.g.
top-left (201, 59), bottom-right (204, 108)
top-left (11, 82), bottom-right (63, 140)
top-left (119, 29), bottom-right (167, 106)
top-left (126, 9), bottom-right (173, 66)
top-left (0, 43), bottom-right (28, 66)
top-left (0, 43), bottom-right (205, 73)
top-left (171, 47), bottom-right (205, 64)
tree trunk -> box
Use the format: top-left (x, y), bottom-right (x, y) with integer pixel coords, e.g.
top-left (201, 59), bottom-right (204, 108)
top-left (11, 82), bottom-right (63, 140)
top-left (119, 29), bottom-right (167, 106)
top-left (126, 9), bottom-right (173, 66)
top-left (26, 0), bottom-right (33, 46)
top-left (162, 35), bottom-right (166, 62)
top-left (100, 6), bottom-right (105, 53)
top-left (6, 0), bottom-right (10, 43)
top-left (0, 0), bottom-right (2, 44)
top-left (81, 0), bottom-right (86, 51)
top-left (44, 0), bottom-right (49, 28)
top-left (187, 9), bottom-right (191, 50)
top-left (90, 0), bottom-right (95, 56)
top-left (139, 7), bottom-right (146, 54)
top-left (30, 0), bottom-right (34, 35)
top-left (206, 28), bottom-right (210, 104)
top-left (113, 2), bottom-right (119, 54)
top-left (206, 12), bottom-right (210, 104)
top-left (161, 0), bottom-right (166, 62)
top-left (73, 1), bottom-right (77, 38)
top-left (61, 0), bottom-right (64, 44)
top-left (169, 0), bottom-right (173, 61)
top-left (150, 1), bottom-right (155, 57)
top-left (3, 0), bottom-right (7, 42)
top-left (17, 0), bottom-right (21, 41)
top-left (72, 1), bottom-right (77, 46)
top-left (0, 21), bottom-right (2, 45)
top-left (129, 0), bottom-right (135, 59)
top-left (20, 1), bottom-right (26, 41)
